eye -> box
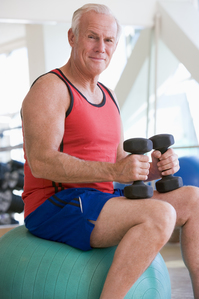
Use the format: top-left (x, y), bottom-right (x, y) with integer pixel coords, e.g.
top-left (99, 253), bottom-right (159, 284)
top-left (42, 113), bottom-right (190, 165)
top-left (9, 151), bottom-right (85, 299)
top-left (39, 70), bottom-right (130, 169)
top-left (106, 38), bottom-right (114, 43)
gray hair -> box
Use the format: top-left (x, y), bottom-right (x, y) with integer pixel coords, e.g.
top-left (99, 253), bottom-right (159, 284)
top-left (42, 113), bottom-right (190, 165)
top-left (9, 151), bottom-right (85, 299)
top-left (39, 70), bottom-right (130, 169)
top-left (71, 3), bottom-right (122, 42)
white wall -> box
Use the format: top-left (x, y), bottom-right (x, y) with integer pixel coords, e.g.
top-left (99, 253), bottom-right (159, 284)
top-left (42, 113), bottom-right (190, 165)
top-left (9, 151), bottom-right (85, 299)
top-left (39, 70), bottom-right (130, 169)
top-left (0, 0), bottom-right (157, 27)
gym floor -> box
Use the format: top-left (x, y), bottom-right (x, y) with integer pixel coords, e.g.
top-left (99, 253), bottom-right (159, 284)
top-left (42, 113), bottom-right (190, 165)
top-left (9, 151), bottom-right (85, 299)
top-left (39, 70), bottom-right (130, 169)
top-left (160, 242), bottom-right (193, 299)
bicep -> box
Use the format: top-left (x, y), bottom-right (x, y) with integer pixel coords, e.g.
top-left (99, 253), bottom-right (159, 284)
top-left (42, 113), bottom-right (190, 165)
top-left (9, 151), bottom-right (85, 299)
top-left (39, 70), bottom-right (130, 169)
top-left (22, 75), bottom-right (69, 169)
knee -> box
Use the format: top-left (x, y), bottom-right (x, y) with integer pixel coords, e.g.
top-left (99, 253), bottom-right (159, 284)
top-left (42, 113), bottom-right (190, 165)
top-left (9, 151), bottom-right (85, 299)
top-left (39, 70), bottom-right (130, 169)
top-left (179, 186), bottom-right (199, 215)
top-left (185, 186), bottom-right (199, 205)
top-left (147, 201), bottom-right (176, 246)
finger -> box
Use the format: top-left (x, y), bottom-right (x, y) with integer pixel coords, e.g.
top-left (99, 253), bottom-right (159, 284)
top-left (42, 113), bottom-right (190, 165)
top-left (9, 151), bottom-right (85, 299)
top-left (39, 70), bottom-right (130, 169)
top-left (158, 148), bottom-right (174, 160)
top-left (134, 172), bottom-right (149, 181)
top-left (157, 150), bottom-right (178, 166)
top-left (128, 155), bottom-right (149, 168)
top-left (162, 166), bottom-right (179, 176)
top-left (151, 149), bottom-right (161, 160)
top-left (133, 154), bottom-right (149, 162)
top-left (139, 167), bottom-right (150, 175)
top-left (160, 160), bottom-right (180, 175)
top-left (158, 158), bottom-right (177, 171)
top-left (157, 156), bottom-right (174, 168)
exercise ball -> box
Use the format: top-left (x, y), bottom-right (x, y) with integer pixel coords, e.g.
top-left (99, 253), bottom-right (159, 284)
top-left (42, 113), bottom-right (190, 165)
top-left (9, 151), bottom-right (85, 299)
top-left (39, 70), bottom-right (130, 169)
top-left (176, 156), bottom-right (199, 187)
top-left (0, 225), bottom-right (171, 299)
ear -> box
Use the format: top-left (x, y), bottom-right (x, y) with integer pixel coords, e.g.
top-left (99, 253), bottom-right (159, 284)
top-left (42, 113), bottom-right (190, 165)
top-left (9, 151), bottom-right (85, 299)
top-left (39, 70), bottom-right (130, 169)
top-left (68, 28), bottom-right (76, 47)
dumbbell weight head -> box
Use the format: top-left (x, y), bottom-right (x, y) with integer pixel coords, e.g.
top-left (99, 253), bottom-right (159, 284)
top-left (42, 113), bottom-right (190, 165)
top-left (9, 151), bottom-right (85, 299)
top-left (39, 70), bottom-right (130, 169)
top-left (124, 181), bottom-right (153, 199)
top-left (123, 138), bottom-right (153, 199)
top-left (0, 190), bottom-right (24, 213)
top-left (149, 134), bottom-right (174, 154)
top-left (9, 160), bottom-right (24, 171)
top-left (155, 175), bottom-right (183, 193)
top-left (9, 170), bottom-right (24, 190)
top-left (149, 134), bottom-right (183, 193)
top-left (124, 138), bottom-right (153, 155)
top-left (0, 163), bottom-right (11, 190)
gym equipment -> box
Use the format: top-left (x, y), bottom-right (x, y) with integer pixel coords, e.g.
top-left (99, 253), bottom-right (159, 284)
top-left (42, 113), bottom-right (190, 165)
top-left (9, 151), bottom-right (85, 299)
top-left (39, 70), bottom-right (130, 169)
top-left (123, 138), bottom-right (153, 199)
top-left (0, 190), bottom-right (24, 213)
top-left (9, 159), bottom-right (24, 171)
top-left (0, 213), bottom-right (19, 225)
top-left (0, 225), bottom-right (171, 299)
top-left (149, 134), bottom-right (183, 193)
top-left (0, 161), bottom-right (24, 191)
top-left (0, 162), bottom-right (10, 189)
top-left (7, 170), bottom-right (24, 190)
top-left (175, 156), bottom-right (199, 187)
top-left (0, 160), bottom-right (24, 224)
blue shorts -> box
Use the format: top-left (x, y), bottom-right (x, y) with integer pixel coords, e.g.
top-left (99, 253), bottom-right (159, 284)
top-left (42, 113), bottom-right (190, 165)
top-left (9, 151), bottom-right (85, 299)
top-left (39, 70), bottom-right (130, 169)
top-left (25, 187), bottom-right (124, 251)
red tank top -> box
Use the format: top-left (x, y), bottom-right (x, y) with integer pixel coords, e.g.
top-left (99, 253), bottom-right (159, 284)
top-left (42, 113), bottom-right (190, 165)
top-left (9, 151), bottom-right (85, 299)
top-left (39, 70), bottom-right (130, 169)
top-left (22, 69), bottom-right (121, 218)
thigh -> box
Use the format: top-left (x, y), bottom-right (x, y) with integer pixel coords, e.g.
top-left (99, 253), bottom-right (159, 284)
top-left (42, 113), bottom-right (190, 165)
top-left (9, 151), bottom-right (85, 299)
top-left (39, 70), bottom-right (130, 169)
top-left (90, 195), bottom-right (174, 248)
top-left (25, 187), bottom-right (124, 251)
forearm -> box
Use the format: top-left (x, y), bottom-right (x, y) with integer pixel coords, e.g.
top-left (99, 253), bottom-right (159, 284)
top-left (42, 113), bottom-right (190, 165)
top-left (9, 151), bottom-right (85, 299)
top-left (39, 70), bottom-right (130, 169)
top-left (27, 145), bottom-right (152, 185)
top-left (29, 150), bottom-right (115, 184)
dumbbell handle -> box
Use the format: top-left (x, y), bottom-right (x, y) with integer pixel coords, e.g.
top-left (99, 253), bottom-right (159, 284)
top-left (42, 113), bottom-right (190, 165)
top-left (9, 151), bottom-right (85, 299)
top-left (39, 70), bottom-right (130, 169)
top-left (158, 147), bottom-right (168, 155)
top-left (149, 134), bottom-right (183, 193)
top-left (123, 138), bottom-right (153, 199)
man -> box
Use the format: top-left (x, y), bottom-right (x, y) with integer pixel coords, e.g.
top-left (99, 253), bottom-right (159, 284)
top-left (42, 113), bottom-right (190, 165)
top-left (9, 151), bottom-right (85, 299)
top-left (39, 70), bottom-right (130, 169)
top-left (21, 4), bottom-right (199, 298)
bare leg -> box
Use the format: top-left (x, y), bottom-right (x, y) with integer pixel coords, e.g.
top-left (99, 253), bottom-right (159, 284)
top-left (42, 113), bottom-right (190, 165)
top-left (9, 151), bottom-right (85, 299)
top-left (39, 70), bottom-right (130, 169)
top-left (154, 186), bottom-right (199, 298)
top-left (90, 196), bottom-right (176, 299)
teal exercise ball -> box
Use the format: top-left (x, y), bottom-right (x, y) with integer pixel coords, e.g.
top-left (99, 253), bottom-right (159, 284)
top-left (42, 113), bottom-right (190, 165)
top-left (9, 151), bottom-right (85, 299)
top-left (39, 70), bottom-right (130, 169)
top-left (0, 225), bottom-right (171, 298)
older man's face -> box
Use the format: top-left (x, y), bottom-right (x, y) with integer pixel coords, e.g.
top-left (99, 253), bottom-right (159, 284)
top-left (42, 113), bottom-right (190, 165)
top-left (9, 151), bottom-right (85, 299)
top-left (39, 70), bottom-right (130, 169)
top-left (70, 10), bottom-right (118, 77)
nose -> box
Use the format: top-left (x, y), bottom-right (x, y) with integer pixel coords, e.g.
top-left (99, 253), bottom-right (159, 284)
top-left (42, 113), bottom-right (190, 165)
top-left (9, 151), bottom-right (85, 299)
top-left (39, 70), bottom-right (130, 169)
top-left (95, 38), bottom-right (105, 53)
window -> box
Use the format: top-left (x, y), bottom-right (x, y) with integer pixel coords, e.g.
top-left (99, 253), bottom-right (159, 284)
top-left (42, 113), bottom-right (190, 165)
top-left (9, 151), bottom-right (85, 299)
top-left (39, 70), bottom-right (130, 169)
top-left (0, 47), bottom-right (29, 162)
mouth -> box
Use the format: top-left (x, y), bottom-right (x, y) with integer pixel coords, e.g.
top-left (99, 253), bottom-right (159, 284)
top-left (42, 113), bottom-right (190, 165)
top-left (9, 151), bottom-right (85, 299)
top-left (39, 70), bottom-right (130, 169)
top-left (89, 56), bottom-right (105, 61)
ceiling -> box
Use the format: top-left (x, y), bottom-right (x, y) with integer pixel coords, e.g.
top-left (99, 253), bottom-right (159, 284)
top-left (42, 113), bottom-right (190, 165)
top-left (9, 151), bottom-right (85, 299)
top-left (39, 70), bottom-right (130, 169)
top-left (0, 0), bottom-right (169, 49)
top-left (0, 0), bottom-right (198, 52)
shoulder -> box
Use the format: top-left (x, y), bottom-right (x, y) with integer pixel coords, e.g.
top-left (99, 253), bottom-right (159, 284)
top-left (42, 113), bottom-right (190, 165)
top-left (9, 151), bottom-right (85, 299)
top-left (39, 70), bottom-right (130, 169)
top-left (31, 72), bottom-right (69, 94)
top-left (22, 72), bottom-right (71, 115)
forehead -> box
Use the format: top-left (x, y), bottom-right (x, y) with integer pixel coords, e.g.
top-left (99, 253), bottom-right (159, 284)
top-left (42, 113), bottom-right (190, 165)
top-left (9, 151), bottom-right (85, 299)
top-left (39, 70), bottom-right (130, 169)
top-left (79, 11), bottom-right (118, 38)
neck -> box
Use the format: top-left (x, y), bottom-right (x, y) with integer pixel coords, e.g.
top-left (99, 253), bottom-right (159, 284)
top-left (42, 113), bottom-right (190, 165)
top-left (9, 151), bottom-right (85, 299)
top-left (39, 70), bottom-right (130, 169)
top-left (60, 60), bottom-right (103, 105)
top-left (61, 59), bottom-right (99, 93)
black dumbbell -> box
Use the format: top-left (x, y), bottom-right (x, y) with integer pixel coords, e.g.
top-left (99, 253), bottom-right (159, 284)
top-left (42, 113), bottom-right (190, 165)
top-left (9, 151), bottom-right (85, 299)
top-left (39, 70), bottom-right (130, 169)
top-left (0, 190), bottom-right (24, 214)
top-left (0, 167), bottom-right (24, 191)
top-left (9, 160), bottom-right (24, 171)
top-left (149, 134), bottom-right (183, 193)
top-left (123, 138), bottom-right (153, 199)
top-left (0, 163), bottom-right (11, 189)
top-left (8, 170), bottom-right (24, 190)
